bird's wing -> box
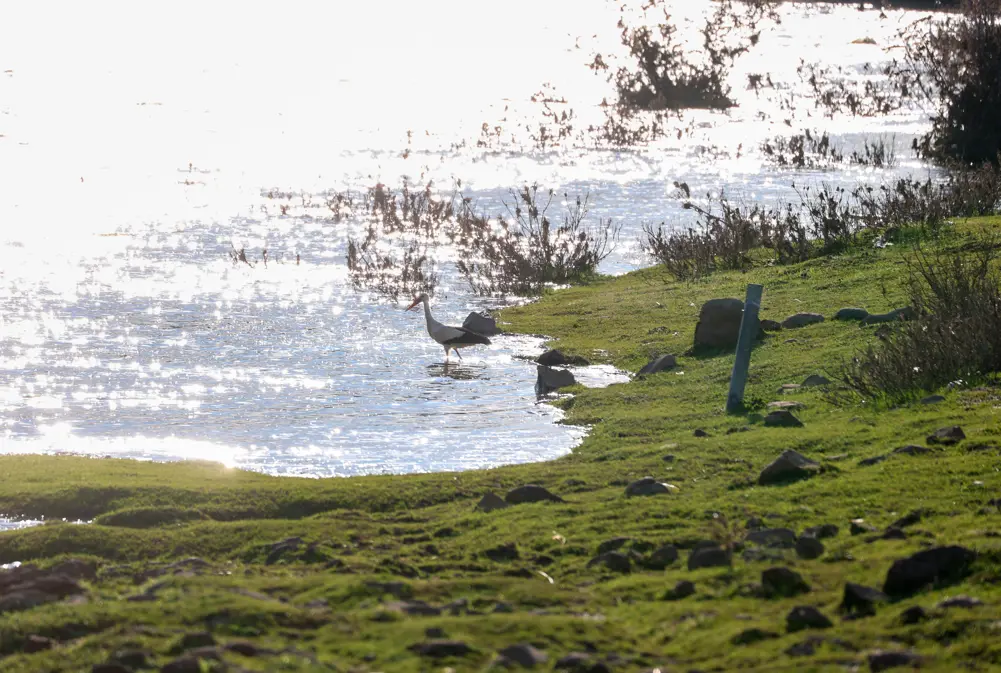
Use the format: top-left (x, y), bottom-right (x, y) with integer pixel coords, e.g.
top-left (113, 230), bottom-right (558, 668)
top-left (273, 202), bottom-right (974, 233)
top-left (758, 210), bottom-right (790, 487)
top-left (441, 325), bottom-right (491, 346)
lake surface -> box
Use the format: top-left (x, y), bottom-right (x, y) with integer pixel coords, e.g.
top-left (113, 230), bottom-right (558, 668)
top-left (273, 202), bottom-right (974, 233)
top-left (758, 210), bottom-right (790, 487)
top-left (0, 2), bottom-right (935, 477)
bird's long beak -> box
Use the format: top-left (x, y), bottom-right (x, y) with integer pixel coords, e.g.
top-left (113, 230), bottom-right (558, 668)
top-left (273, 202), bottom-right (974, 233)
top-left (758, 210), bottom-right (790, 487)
top-left (405, 297), bottom-right (420, 312)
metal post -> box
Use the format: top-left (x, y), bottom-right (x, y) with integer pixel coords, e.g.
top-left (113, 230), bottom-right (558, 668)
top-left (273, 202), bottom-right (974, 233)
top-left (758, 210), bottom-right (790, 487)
top-left (726, 284), bottom-right (763, 414)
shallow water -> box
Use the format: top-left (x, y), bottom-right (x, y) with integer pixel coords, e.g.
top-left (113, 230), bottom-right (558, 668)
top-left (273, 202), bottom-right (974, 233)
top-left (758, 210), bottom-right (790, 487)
top-left (0, 2), bottom-right (937, 477)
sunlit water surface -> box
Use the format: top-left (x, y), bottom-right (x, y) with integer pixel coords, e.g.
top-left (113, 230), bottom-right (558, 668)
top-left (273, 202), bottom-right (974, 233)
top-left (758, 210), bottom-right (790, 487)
top-left (0, 2), bottom-right (937, 477)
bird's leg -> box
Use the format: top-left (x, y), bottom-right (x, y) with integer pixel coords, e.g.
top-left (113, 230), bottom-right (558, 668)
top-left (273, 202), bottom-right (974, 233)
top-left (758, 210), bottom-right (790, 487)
top-left (443, 346), bottom-right (450, 363)
top-left (454, 348), bottom-right (463, 361)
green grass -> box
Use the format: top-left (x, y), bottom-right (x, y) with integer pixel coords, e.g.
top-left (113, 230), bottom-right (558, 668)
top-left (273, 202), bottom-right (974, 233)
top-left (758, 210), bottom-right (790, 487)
top-left (2, 218), bottom-right (1001, 672)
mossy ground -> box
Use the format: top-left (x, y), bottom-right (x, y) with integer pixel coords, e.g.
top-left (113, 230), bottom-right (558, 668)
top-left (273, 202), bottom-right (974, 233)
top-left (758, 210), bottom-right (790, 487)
top-left (2, 219), bottom-right (1001, 672)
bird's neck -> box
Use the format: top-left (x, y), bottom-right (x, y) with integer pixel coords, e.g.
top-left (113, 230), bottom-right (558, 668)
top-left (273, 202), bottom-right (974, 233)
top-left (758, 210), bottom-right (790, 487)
top-left (422, 299), bottom-right (438, 331)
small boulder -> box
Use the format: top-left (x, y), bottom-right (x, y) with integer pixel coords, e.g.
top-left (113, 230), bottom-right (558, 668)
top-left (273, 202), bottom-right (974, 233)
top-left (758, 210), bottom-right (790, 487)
top-left (802, 524), bottom-right (839, 539)
top-left (937, 595), bottom-right (983, 609)
top-left (505, 485), bottom-right (564, 505)
top-left (170, 632), bottom-right (216, 655)
top-left (484, 543), bottom-right (519, 562)
top-left (693, 428), bottom-right (710, 438)
top-left (645, 544), bottom-right (679, 570)
top-left (868, 650), bottom-right (921, 672)
top-left (889, 510), bottom-right (925, 530)
top-left (920, 394), bottom-right (945, 404)
top-left (760, 318), bottom-right (782, 331)
top-left (883, 545), bottom-right (976, 598)
top-left (768, 400), bottom-right (805, 410)
top-left (666, 580), bottom-right (696, 600)
top-left (23, 635), bottom-right (54, 654)
top-left (801, 374), bottom-right (832, 387)
top-left (587, 552), bottom-right (631, 574)
top-left (899, 606), bottom-right (928, 624)
top-left (762, 567), bottom-right (811, 598)
top-left (858, 454), bottom-right (888, 467)
top-left (778, 383), bottom-right (801, 394)
top-left (764, 410), bottom-right (804, 428)
top-left (536, 366), bottom-right (576, 395)
top-left (638, 354), bottom-right (678, 375)
top-left (687, 546), bottom-right (731, 571)
top-left (834, 307), bottom-right (869, 321)
top-left (555, 653), bottom-right (593, 670)
top-left (841, 583), bottom-right (888, 617)
top-left (694, 298), bottom-right (748, 351)
top-left (850, 519), bottom-right (878, 535)
top-left (92, 665), bottom-right (132, 673)
top-left (410, 640), bottom-right (475, 658)
top-left (786, 606), bottom-right (833, 632)
top-left (462, 312), bottom-right (499, 336)
top-left (893, 445), bottom-right (933, 456)
top-left (497, 643), bottom-right (547, 668)
top-left (795, 536), bottom-right (825, 560)
top-left (625, 477), bottom-right (676, 497)
top-left (745, 528), bottom-right (797, 549)
top-left (476, 492), bottom-right (511, 513)
top-left (537, 349), bottom-right (590, 367)
top-left (732, 628), bottom-right (778, 645)
top-left (596, 537), bottom-right (632, 555)
top-left (758, 450), bottom-right (820, 485)
top-left (861, 306), bottom-right (917, 325)
top-left (782, 313), bottom-right (825, 329)
top-left (927, 426), bottom-right (965, 445)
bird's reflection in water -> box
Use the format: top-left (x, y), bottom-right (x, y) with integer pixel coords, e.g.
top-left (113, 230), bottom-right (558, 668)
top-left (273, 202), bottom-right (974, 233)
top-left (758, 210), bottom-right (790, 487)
top-left (427, 362), bottom-right (486, 382)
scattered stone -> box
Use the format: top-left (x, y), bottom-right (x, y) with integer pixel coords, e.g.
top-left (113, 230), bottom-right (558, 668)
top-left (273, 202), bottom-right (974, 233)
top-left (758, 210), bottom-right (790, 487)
top-left (868, 650), bottom-right (921, 672)
top-left (645, 544), bottom-right (679, 570)
top-left (858, 454), bottom-right (889, 467)
top-left (786, 606), bottom-right (833, 632)
top-left (937, 595), bottom-right (983, 609)
top-left (224, 641), bottom-right (269, 657)
top-left (485, 543), bottom-right (520, 562)
top-left (597, 537), bottom-right (632, 555)
top-left (476, 492), bottom-right (511, 512)
top-left (768, 400), bottom-right (806, 410)
top-left (666, 580), bottom-right (696, 600)
top-left (764, 410), bottom-right (804, 428)
top-left (841, 583), bottom-right (888, 617)
top-left (687, 546), bottom-right (731, 570)
top-left (796, 536), bottom-right (825, 560)
top-left (835, 307), bottom-right (869, 321)
top-left (639, 354), bottom-right (678, 375)
top-left (409, 640), bottom-right (475, 658)
top-left (850, 519), bottom-right (878, 535)
top-left (893, 445), bottom-right (933, 456)
top-left (757, 450), bottom-right (821, 485)
top-left (50, 558), bottom-right (97, 581)
top-left (746, 516), bottom-right (765, 530)
top-left (967, 442), bottom-right (1000, 453)
top-left (493, 602), bottom-right (515, 614)
top-left (921, 394), bottom-right (946, 404)
top-left (899, 606), bottom-right (928, 624)
top-left (802, 524), bottom-right (839, 539)
top-left (890, 510), bottom-right (925, 529)
top-left (745, 528), bottom-right (797, 548)
top-left (497, 643), bottom-right (548, 668)
top-left (537, 349), bottom-right (589, 367)
top-left (803, 374), bottom-right (833, 387)
top-left (170, 632), bottom-right (216, 654)
top-left (92, 664), bottom-right (131, 673)
top-left (587, 552), bottom-right (631, 574)
top-left (23, 635), bottom-right (54, 653)
top-left (536, 366), bottom-right (577, 395)
top-left (783, 313), bottom-right (825, 329)
top-left (693, 428), bottom-right (710, 437)
top-left (861, 306), bottom-right (917, 326)
top-left (927, 426), bottom-right (965, 445)
top-left (111, 650), bottom-right (151, 670)
top-left (760, 319), bottom-right (782, 331)
top-left (784, 338), bottom-right (800, 344)
top-left (883, 545), bottom-right (977, 598)
top-left (694, 298), bottom-right (748, 351)
top-left (732, 628), bottom-right (778, 645)
top-left (625, 477), bottom-right (676, 497)
top-left (505, 485), bottom-right (564, 505)
top-left (463, 312), bottom-right (500, 336)
top-left (555, 653), bottom-right (593, 670)
top-left (762, 567), bottom-right (811, 598)
top-left (786, 639), bottom-right (818, 657)
top-left (778, 383), bottom-right (801, 394)
top-left (881, 527), bottom-right (908, 541)
top-left (726, 426), bottom-right (750, 435)
top-left (161, 656), bottom-right (220, 673)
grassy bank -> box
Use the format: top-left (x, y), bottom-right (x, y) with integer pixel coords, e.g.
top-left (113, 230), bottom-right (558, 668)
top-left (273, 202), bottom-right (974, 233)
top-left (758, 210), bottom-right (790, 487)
top-left (2, 219), bottom-right (1001, 672)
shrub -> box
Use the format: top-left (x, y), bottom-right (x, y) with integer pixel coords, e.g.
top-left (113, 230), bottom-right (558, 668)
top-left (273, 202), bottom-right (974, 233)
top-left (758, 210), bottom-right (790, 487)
top-left (840, 238), bottom-right (1001, 402)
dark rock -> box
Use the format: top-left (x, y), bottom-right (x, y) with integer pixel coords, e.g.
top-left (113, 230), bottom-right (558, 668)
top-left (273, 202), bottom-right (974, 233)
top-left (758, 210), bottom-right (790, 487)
top-left (802, 374), bottom-right (832, 387)
top-left (265, 537), bottom-right (303, 565)
top-left (170, 632), bottom-right (216, 654)
top-left (555, 653), bottom-right (593, 670)
top-left (485, 543), bottom-right (520, 562)
top-left (536, 366), bottom-right (577, 395)
top-left (463, 311), bottom-right (499, 336)
top-left (858, 454), bottom-right (889, 467)
top-left (936, 595), bottom-right (983, 609)
top-left (666, 580), bottom-right (696, 600)
top-left (850, 519), bottom-right (878, 535)
top-left (49, 558), bottom-right (97, 581)
top-left (881, 527), bottom-right (908, 541)
top-left (476, 492), bottom-right (511, 512)
top-left (768, 400), bottom-right (805, 411)
top-left (841, 583), bottom-right (888, 616)
top-left (868, 650), bottom-right (921, 672)
top-left (893, 444), bottom-right (933, 456)
top-left (225, 641), bottom-right (268, 657)
top-left (24, 635), bottom-right (54, 653)
top-left (786, 639), bottom-right (818, 656)
top-left (161, 656), bottom-right (221, 673)
top-left (760, 318), bottom-right (782, 331)
top-left (645, 544), bottom-right (679, 570)
top-left (786, 605), bottom-right (833, 632)
top-left (861, 307), bottom-right (917, 325)
top-left (802, 524), bottom-right (839, 540)
top-left (762, 567), bottom-right (811, 598)
top-left (0, 590), bottom-right (54, 613)
top-left (693, 428), bottom-right (710, 438)
top-left (493, 602), bottom-right (515, 613)
top-left (587, 552), bottom-right (631, 574)
top-left (111, 650), bottom-right (151, 669)
top-left (694, 298), bottom-right (748, 351)
top-left (498, 643), bottom-right (548, 667)
top-left (795, 536), bottom-right (825, 560)
top-left (890, 510), bottom-right (925, 529)
top-left (921, 394), bottom-right (945, 404)
top-left (385, 600), bottom-right (442, 616)
top-left (624, 477), bottom-right (676, 497)
top-left (778, 383), bottom-right (801, 394)
top-left (758, 450), bottom-right (820, 485)
top-left (505, 485), bottom-right (564, 505)
top-left (687, 546), bottom-right (731, 570)
top-left (597, 537), bottom-right (632, 555)
top-left (927, 426), bottom-right (965, 445)
top-left (746, 516), bottom-right (765, 530)
top-left (835, 307), bottom-right (869, 321)
top-left (763, 410), bottom-right (804, 428)
top-left (899, 605), bottom-right (928, 624)
top-left (783, 313), bottom-right (825, 329)
top-left (425, 627), bottom-right (447, 639)
top-left (639, 354), bottom-right (678, 375)
top-left (726, 426), bottom-right (750, 435)
top-left (409, 640), bottom-right (475, 657)
top-left (537, 349), bottom-right (589, 367)
top-left (883, 545), bottom-right (977, 598)
top-left (742, 547), bottom-right (787, 564)
top-left (745, 528), bottom-right (797, 548)
top-left (92, 665), bottom-right (131, 673)
top-left (732, 628), bottom-right (778, 645)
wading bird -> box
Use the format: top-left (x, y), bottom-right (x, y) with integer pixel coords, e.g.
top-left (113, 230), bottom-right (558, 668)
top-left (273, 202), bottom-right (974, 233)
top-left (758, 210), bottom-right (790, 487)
top-left (406, 293), bottom-right (490, 362)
